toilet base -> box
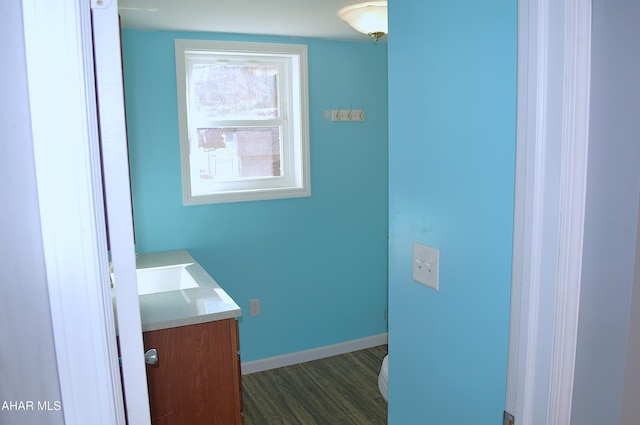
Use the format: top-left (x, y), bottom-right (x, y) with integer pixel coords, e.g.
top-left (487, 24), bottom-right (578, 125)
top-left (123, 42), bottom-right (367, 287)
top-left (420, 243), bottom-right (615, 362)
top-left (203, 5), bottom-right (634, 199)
top-left (378, 354), bottom-right (388, 402)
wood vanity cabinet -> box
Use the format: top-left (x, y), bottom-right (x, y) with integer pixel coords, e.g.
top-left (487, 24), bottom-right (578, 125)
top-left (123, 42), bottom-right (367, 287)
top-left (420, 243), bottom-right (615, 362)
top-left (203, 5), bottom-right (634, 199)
top-left (143, 318), bottom-right (244, 424)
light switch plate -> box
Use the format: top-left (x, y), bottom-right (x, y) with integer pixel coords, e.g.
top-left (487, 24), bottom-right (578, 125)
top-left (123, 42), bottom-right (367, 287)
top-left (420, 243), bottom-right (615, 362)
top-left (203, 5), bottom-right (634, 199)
top-left (413, 242), bottom-right (439, 290)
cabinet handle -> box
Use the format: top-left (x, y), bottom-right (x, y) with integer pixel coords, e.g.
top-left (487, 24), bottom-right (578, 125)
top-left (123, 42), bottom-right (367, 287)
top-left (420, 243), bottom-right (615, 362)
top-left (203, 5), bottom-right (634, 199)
top-left (145, 348), bottom-right (158, 365)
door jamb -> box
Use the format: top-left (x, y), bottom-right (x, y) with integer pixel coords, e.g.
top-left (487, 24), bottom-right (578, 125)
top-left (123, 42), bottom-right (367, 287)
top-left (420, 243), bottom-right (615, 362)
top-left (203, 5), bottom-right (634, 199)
top-left (507, 0), bottom-right (592, 423)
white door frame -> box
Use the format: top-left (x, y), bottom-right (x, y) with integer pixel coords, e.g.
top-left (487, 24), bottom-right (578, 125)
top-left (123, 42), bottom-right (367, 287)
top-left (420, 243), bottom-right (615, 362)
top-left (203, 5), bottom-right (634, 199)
top-left (21, 0), bottom-right (151, 423)
top-left (91, 1), bottom-right (153, 423)
top-left (21, 0), bottom-right (126, 423)
top-left (507, 0), bottom-right (591, 423)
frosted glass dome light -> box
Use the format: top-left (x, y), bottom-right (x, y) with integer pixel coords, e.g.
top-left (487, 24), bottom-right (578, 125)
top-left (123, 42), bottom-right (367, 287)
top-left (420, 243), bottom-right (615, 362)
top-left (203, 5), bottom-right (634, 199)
top-left (338, 1), bottom-right (388, 41)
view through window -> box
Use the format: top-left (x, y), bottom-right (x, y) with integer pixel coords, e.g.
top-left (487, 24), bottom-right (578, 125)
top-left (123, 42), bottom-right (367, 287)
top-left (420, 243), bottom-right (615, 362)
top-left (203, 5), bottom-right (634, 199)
top-left (175, 40), bottom-right (310, 205)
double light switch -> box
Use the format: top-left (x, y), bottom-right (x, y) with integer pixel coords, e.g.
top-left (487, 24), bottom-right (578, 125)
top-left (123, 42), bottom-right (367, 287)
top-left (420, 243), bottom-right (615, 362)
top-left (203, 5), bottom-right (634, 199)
top-left (413, 242), bottom-right (439, 291)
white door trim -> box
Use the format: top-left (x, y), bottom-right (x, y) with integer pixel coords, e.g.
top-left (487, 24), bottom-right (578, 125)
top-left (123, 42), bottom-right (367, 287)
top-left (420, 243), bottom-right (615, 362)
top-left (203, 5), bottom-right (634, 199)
top-left (21, 0), bottom-right (125, 423)
top-left (548, 1), bottom-right (591, 422)
top-left (507, 0), bottom-right (591, 423)
top-left (91, 1), bottom-right (153, 423)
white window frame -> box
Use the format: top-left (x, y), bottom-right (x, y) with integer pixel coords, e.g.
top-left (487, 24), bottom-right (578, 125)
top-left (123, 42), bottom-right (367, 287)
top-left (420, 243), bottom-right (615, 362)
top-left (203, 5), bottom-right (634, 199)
top-left (175, 39), bottom-right (310, 205)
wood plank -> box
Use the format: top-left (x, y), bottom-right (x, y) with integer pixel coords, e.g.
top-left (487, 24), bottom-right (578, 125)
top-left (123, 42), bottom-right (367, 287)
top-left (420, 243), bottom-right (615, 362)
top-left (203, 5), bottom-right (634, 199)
top-left (242, 345), bottom-right (388, 425)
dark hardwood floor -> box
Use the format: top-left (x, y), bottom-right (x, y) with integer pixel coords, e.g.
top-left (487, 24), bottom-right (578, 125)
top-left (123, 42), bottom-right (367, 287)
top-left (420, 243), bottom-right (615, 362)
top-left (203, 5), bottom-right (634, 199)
top-left (242, 345), bottom-right (388, 425)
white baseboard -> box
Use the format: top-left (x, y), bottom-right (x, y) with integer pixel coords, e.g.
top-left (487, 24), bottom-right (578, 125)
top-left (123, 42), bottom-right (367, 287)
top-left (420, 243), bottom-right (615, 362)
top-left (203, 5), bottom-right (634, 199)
top-left (241, 333), bottom-right (388, 375)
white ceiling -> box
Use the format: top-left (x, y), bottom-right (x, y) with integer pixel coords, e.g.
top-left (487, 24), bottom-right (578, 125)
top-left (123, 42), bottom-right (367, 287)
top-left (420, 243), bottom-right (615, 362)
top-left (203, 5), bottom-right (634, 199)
top-left (118, 0), bottom-right (382, 42)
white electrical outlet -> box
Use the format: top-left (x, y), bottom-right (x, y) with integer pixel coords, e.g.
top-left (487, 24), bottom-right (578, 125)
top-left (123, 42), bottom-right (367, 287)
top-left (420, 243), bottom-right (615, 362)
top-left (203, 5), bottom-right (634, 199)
top-left (249, 299), bottom-right (260, 316)
top-left (413, 242), bottom-right (439, 290)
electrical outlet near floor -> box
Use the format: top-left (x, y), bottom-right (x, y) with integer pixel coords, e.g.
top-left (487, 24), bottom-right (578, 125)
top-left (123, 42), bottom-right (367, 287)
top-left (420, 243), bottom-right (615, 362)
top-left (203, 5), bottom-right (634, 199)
top-left (250, 299), bottom-right (260, 316)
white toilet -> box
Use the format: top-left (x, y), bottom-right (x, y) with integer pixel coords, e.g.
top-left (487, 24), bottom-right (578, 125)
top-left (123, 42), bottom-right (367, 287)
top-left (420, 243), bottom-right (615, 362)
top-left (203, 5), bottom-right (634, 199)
top-left (378, 354), bottom-right (389, 402)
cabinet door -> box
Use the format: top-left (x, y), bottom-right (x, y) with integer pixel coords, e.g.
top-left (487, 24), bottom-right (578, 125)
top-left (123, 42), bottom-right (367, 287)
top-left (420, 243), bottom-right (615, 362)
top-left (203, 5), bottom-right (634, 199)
top-left (143, 319), bottom-right (243, 424)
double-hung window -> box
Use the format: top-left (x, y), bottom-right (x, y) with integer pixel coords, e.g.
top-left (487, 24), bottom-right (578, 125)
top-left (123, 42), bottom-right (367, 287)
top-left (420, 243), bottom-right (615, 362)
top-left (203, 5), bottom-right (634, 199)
top-left (175, 40), bottom-right (310, 205)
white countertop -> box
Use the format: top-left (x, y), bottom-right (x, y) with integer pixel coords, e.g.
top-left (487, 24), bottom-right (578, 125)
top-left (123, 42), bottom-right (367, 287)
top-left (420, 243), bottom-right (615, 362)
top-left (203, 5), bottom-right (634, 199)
top-left (134, 250), bottom-right (242, 332)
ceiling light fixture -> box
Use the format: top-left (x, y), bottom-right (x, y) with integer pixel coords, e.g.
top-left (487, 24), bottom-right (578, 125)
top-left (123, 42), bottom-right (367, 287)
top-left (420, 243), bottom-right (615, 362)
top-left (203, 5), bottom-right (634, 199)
top-left (338, 1), bottom-right (388, 42)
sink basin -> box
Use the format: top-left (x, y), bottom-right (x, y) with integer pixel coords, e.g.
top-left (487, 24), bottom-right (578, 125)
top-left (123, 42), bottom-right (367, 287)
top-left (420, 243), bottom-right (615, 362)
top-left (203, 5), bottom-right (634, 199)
top-left (135, 263), bottom-right (199, 295)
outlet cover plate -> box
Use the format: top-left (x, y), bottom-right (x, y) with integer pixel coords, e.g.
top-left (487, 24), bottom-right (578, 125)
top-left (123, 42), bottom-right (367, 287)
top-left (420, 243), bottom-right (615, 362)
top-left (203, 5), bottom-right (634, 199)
top-left (249, 299), bottom-right (260, 316)
top-left (413, 242), bottom-right (439, 290)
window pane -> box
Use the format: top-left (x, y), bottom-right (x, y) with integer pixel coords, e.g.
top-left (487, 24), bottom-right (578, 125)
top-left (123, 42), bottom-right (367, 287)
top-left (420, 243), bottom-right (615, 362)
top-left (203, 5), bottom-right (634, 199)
top-left (176, 40), bottom-right (309, 205)
top-left (191, 64), bottom-right (279, 120)
top-left (194, 127), bottom-right (282, 181)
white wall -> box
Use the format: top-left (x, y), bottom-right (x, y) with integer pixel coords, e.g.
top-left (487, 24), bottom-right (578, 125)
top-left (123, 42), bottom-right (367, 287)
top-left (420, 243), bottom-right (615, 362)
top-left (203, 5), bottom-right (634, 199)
top-left (0, 1), bottom-right (64, 424)
top-left (571, 0), bottom-right (640, 423)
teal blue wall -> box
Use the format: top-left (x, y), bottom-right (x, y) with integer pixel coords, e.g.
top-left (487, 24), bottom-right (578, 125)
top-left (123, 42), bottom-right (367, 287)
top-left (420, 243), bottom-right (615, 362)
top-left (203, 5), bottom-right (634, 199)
top-left (121, 30), bottom-right (389, 362)
top-left (387, 1), bottom-right (516, 423)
